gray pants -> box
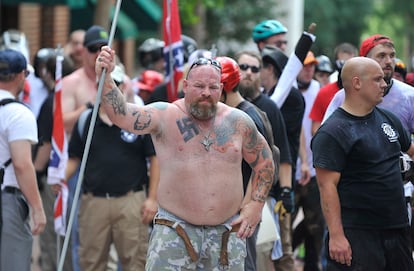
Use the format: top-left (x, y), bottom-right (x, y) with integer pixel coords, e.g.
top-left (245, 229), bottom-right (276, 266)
top-left (1, 190), bottom-right (32, 271)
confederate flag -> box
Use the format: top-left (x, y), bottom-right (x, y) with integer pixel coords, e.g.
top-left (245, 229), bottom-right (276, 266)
top-left (163, 0), bottom-right (184, 102)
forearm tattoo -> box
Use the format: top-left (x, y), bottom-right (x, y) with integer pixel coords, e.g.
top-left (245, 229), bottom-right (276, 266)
top-left (103, 87), bottom-right (126, 115)
top-left (238, 115), bottom-right (273, 203)
top-left (252, 166), bottom-right (273, 203)
top-left (132, 109), bottom-right (152, 131)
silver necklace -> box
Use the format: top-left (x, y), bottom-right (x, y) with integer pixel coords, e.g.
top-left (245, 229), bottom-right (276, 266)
top-left (200, 132), bottom-right (214, 151)
top-left (195, 117), bottom-right (216, 151)
top-left (177, 103), bottom-right (216, 151)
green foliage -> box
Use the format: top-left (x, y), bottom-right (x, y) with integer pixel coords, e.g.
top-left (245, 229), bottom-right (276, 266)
top-left (204, 0), bottom-right (276, 43)
top-left (156, 0), bottom-right (414, 67)
top-left (364, 0), bottom-right (414, 67)
top-left (304, 0), bottom-right (375, 59)
top-left (179, 0), bottom-right (224, 25)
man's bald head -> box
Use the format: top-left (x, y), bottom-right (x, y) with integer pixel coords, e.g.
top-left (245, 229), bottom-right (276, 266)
top-left (341, 57), bottom-right (382, 91)
top-left (341, 57), bottom-right (387, 112)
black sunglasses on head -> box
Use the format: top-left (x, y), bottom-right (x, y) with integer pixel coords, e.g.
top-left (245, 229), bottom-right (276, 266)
top-left (239, 64), bottom-right (260, 73)
top-left (189, 57), bottom-right (222, 72)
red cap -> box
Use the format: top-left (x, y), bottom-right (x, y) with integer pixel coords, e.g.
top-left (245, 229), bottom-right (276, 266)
top-left (136, 70), bottom-right (164, 92)
top-left (359, 34), bottom-right (393, 57)
top-left (406, 72), bottom-right (414, 87)
top-left (215, 56), bottom-right (241, 93)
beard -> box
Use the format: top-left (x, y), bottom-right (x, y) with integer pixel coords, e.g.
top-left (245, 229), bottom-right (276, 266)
top-left (383, 64), bottom-right (394, 84)
top-left (189, 98), bottom-right (217, 120)
top-left (239, 78), bottom-right (260, 100)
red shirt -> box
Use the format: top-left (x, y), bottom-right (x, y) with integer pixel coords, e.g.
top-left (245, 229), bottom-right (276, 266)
top-left (309, 82), bottom-right (340, 122)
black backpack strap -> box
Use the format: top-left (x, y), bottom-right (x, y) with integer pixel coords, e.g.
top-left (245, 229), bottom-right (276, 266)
top-left (1, 159), bottom-right (12, 168)
top-left (0, 98), bottom-right (19, 170)
top-left (0, 98), bottom-right (18, 106)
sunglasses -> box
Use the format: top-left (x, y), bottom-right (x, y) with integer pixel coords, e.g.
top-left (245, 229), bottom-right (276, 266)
top-left (24, 70), bottom-right (30, 78)
top-left (239, 64), bottom-right (260, 73)
top-left (87, 44), bottom-right (105, 53)
top-left (189, 57), bottom-right (222, 72)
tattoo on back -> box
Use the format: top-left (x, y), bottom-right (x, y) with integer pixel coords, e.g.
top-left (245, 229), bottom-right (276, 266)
top-left (176, 116), bottom-right (199, 142)
top-left (104, 88), bottom-right (126, 115)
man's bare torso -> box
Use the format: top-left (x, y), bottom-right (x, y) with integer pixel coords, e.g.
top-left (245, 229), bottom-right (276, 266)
top-left (62, 67), bottom-right (97, 134)
top-left (155, 100), bottom-right (245, 225)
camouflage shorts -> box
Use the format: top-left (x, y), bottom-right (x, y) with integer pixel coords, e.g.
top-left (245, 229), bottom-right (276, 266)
top-left (146, 208), bottom-right (246, 271)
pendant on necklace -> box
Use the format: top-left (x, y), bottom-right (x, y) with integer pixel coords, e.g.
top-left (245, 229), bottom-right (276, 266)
top-left (200, 134), bottom-right (214, 151)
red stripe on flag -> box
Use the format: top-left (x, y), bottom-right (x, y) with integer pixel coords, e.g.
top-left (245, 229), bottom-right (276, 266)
top-left (163, 0), bottom-right (184, 102)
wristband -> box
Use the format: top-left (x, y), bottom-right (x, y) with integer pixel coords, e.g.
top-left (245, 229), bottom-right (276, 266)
top-left (86, 102), bottom-right (94, 109)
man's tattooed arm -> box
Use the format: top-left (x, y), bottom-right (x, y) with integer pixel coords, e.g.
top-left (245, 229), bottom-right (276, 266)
top-left (103, 87), bottom-right (127, 116)
top-left (240, 114), bottom-right (274, 203)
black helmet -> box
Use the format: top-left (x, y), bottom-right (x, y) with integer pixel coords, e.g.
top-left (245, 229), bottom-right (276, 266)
top-left (181, 35), bottom-right (197, 63)
top-left (315, 55), bottom-right (334, 74)
top-left (33, 48), bottom-right (56, 78)
top-left (261, 45), bottom-right (288, 78)
top-left (138, 38), bottom-right (164, 68)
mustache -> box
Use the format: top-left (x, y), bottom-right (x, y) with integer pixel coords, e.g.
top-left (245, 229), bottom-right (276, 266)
top-left (196, 97), bottom-right (213, 103)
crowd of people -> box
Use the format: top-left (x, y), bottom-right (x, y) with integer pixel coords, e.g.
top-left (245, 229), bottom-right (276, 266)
top-left (1, 16), bottom-right (414, 271)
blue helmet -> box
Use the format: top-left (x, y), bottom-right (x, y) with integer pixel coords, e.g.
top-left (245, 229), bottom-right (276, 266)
top-left (252, 20), bottom-right (288, 43)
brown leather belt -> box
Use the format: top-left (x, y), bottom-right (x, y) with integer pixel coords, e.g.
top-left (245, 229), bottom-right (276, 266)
top-left (154, 218), bottom-right (240, 266)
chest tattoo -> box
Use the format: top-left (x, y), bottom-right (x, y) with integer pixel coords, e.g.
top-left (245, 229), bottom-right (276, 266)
top-left (176, 117), bottom-right (199, 142)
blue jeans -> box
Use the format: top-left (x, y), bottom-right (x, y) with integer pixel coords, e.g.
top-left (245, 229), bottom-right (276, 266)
top-left (67, 168), bottom-right (81, 271)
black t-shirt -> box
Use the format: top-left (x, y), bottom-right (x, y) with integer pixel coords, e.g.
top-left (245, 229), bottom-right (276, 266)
top-left (276, 86), bottom-right (305, 171)
top-left (267, 85), bottom-right (305, 194)
top-left (252, 93), bottom-right (292, 165)
top-left (312, 107), bottom-right (410, 229)
top-left (37, 93), bottom-right (54, 145)
top-left (69, 111), bottom-right (156, 195)
top-left (252, 93), bottom-right (292, 199)
top-left (237, 100), bottom-right (267, 193)
top-left (35, 93), bottom-right (54, 174)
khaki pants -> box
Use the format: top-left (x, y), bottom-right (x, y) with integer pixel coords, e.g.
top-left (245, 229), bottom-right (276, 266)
top-left (79, 191), bottom-right (148, 271)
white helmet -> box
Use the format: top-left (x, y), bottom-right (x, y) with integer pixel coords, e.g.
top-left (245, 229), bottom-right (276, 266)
top-left (0, 29), bottom-right (30, 63)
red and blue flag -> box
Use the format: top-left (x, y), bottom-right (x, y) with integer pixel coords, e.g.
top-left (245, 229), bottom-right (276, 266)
top-left (163, 0), bottom-right (184, 102)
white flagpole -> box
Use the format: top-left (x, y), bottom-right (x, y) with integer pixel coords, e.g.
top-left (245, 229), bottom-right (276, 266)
top-left (57, 1), bottom-right (122, 270)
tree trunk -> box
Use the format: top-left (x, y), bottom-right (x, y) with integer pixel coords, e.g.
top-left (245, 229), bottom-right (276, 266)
top-left (94, 0), bottom-right (113, 29)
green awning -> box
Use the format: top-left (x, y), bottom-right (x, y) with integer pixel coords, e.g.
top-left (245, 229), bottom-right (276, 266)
top-left (110, 8), bottom-right (139, 39)
top-left (121, 0), bottom-right (161, 34)
top-left (2, 0), bottom-right (87, 8)
top-left (1, 0), bottom-right (161, 40)
top-left (134, 0), bottom-right (162, 22)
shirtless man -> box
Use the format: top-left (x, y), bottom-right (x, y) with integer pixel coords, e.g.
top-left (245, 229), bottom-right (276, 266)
top-left (64, 29), bottom-right (86, 70)
top-left (62, 25), bottom-right (108, 135)
top-left (60, 25), bottom-right (108, 271)
top-left (96, 47), bottom-right (275, 270)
